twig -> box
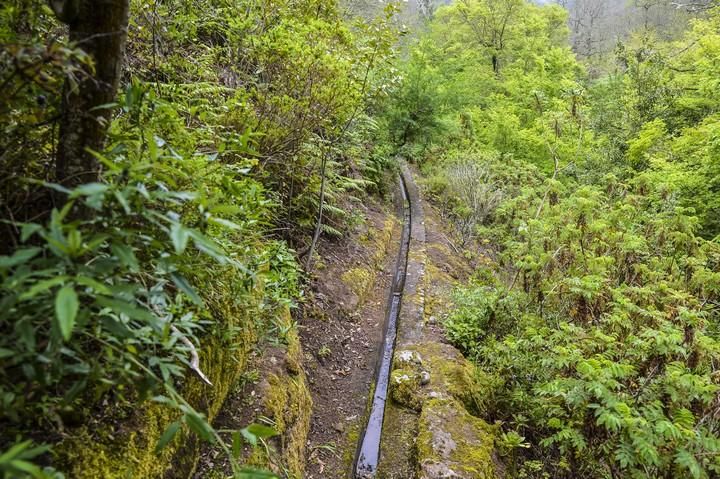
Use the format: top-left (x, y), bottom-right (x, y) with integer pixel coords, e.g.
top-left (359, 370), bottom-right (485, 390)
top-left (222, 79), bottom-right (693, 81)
top-left (171, 325), bottom-right (213, 386)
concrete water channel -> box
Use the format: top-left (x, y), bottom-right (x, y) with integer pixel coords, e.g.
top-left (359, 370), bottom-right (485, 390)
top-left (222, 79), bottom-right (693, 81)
top-left (353, 173), bottom-right (412, 479)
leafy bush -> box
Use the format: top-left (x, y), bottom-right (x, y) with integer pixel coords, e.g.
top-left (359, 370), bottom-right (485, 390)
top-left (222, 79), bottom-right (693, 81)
top-left (445, 287), bottom-right (522, 353)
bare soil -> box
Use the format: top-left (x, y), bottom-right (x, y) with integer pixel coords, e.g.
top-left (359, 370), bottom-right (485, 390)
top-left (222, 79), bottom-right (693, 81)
top-left (301, 195), bottom-right (402, 479)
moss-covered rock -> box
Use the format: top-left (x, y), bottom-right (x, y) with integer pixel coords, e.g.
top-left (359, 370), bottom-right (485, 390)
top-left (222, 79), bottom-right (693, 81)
top-left (390, 369), bottom-right (422, 411)
top-left (405, 342), bottom-right (481, 415)
top-left (378, 341), bottom-right (500, 478)
top-left (258, 315), bottom-right (313, 478)
top-left (417, 398), bottom-right (499, 479)
top-left (341, 267), bottom-right (375, 305)
top-left (375, 404), bottom-right (419, 479)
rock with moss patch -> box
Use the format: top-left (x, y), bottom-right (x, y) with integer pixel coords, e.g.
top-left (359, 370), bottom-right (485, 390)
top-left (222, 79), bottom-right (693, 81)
top-left (395, 349), bottom-right (423, 368)
top-left (417, 398), bottom-right (499, 479)
top-left (390, 369), bottom-right (422, 411)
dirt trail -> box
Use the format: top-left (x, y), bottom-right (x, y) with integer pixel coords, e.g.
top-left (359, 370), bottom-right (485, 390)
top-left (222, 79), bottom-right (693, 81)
top-left (302, 165), bottom-right (500, 479)
top-left (301, 189), bottom-right (404, 479)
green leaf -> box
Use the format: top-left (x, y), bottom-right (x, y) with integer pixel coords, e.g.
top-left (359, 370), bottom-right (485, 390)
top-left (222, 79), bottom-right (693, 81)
top-left (95, 297), bottom-right (157, 324)
top-left (19, 276), bottom-right (70, 300)
top-left (245, 423), bottom-right (278, 439)
top-left (209, 217), bottom-right (243, 231)
top-left (0, 247), bottom-right (42, 269)
top-left (70, 182), bottom-right (108, 198)
top-left (675, 449), bottom-right (702, 479)
top-left (155, 421), bottom-right (182, 453)
top-left (170, 223), bottom-right (190, 255)
top-left (111, 243), bottom-right (139, 271)
top-left (232, 431), bottom-right (242, 459)
top-left (20, 223), bottom-right (43, 242)
top-left (240, 423), bottom-right (278, 446)
top-left (190, 230), bottom-right (230, 264)
top-left (75, 276), bottom-right (111, 295)
top-left (0, 347), bottom-right (15, 359)
top-left (6, 459), bottom-right (45, 477)
top-left (170, 273), bottom-right (203, 306)
top-left (55, 285), bottom-right (79, 341)
top-left (0, 440), bottom-right (49, 463)
top-left (184, 411), bottom-right (214, 443)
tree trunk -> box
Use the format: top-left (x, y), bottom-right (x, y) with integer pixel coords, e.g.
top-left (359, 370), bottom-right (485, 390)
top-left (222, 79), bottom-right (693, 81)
top-left (51, 0), bottom-right (130, 187)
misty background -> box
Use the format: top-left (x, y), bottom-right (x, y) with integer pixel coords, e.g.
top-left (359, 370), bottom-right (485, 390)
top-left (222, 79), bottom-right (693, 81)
top-left (343, 0), bottom-right (716, 60)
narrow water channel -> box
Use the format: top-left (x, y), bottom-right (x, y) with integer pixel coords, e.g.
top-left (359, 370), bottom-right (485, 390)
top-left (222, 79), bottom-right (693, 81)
top-left (353, 175), bottom-right (412, 478)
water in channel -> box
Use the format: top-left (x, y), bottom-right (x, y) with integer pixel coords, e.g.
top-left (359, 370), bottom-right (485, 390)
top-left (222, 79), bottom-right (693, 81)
top-left (353, 175), bottom-right (412, 478)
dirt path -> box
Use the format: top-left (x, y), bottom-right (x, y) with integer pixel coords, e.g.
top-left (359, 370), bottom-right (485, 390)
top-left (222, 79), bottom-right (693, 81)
top-left (301, 190), bottom-right (404, 479)
top-left (302, 165), bottom-right (500, 479)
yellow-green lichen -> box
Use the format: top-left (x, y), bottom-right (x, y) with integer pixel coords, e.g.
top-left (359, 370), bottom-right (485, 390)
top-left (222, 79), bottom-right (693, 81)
top-left (255, 309), bottom-right (312, 478)
top-left (405, 342), bottom-right (482, 415)
top-left (417, 398), bottom-right (498, 478)
top-left (376, 403), bottom-right (419, 479)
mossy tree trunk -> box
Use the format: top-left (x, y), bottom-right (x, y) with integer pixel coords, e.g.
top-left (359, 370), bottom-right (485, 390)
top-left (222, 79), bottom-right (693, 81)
top-left (49, 0), bottom-right (130, 187)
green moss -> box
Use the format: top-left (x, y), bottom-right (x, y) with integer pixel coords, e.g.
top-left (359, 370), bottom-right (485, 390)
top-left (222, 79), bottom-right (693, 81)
top-left (341, 267), bottom-right (374, 304)
top-left (359, 217), bottom-right (398, 269)
top-left (376, 402), bottom-right (419, 479)
top-left (257, 308), bottom-right (312, 478)
top-left (343, 426), bottom-right (360, 469)
top-left (389, 369), bottom-right (422, 411)
top-left (405, 342), bottom-right (481, 415)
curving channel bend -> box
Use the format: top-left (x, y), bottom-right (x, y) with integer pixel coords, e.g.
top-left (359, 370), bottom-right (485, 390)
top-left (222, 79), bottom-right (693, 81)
top-left (353, 174), bottom-right (412, 479)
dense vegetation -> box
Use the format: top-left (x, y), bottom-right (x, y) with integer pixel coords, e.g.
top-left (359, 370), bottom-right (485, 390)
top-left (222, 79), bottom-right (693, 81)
top-left (4, 0), bottom-right (720, 477)
top-left (1, 0), bottom-right (397, 476)
top-left (389, 0), bottom-right (720, 477)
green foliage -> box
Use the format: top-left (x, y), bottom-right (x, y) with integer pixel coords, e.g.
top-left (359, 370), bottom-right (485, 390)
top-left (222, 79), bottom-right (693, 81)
top-left (0, 0), bottom-right (402, 474)
top-left (0, 72), bottom-right (299, 477)
top-left (399, 1), bottom-right (720, 477)
top-left (0, 441), bottom-right (64, 479)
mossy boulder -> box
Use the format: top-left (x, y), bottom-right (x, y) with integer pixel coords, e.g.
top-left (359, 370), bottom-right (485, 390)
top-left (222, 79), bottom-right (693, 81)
top-left (380, 341), bottom-right (501, 478)
top-left (390, 369), bottom-right (422, 411)
top-left (341, 267), bottom-right (374, 306)
top-left (417, 398), bottom-right (499, 479)
top-left (405, 342), bottom-right (481, 415)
